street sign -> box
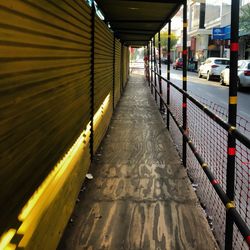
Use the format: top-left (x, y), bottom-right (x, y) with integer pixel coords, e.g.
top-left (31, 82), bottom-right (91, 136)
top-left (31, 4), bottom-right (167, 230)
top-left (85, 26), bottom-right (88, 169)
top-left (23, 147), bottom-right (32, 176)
top-left (212, 25), bottom-right (231, 40)
top-left (223, 25), bottom-right (231, 40)
top-left (212, 27), bottom-right (225, 40)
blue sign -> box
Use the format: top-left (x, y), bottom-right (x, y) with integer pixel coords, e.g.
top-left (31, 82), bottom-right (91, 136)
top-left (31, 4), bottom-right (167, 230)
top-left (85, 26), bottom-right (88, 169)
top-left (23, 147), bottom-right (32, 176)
top-left (212, 27), bottom-right (225, 40)
top-left (223, 25), bottom-right (231, 40)
top-left (212, 25), bottom-right (231, 40)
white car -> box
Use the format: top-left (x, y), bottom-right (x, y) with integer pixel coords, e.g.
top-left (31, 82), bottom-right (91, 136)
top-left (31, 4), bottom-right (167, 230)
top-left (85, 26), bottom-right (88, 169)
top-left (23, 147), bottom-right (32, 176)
top-left (198, 57), bottom-right (230, 81)
top-left (220, 60), bottom-right (250, 88)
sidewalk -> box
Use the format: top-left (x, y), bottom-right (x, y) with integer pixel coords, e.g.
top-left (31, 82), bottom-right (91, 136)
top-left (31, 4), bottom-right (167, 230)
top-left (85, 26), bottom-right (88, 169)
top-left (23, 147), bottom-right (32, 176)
top-left (58, 73), bottom-right (218, 250)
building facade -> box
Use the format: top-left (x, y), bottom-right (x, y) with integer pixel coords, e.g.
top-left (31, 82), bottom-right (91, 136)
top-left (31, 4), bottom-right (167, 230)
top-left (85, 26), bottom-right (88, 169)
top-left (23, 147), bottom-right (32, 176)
top-left (204, 0), bottom-right (250, 59)
top-left (239, 0), bottom-right (250, 59)
top-left (187, 0), bottom-right (210, 68)
top-left (187, 0), bottom-right (250, 62)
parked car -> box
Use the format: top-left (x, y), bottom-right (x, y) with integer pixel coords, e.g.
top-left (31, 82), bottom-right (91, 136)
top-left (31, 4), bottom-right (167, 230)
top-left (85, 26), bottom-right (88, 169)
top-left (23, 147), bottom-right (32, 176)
top-left (161, 57), bottom-right (168, 64)
top-left (198, 57), bottom-right (230, 80)
top-left (220, 60), bottom-right (250, 88)
top-left (173, 58), bottom-right (183, 69)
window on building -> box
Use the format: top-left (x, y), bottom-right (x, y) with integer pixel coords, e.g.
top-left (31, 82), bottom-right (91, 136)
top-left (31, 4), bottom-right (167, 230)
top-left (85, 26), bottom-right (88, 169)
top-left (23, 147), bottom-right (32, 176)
top-left (190, 3), bottom-right (200, 30)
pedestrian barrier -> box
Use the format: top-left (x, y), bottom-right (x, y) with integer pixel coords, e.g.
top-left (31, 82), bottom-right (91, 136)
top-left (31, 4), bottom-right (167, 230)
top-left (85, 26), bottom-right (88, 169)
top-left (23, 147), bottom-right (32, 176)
top-left (190, 95), bottom-right (250, 249)
top-left (0, 0), bottom-right (248, 249)
top-left (148, 67), bottom-right (250, 249)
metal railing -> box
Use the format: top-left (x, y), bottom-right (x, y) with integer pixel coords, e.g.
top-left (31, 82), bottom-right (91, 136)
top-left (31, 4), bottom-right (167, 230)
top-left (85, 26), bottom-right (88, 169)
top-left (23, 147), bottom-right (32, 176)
top-left (147, 67), bottom-right (250, 249)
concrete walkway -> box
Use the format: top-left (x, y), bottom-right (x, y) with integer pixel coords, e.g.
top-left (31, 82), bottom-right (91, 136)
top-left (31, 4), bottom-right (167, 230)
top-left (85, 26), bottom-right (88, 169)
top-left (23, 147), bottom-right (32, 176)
top-left (58, 73), bottom-right (218, 250)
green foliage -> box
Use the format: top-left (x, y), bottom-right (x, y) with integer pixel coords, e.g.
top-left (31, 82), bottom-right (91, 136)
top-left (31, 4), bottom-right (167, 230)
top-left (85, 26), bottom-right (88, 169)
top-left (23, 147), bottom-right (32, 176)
top-left (154, 31), bottom-right (178, 51)
top-left (239, 3), bottom-right (250, 36)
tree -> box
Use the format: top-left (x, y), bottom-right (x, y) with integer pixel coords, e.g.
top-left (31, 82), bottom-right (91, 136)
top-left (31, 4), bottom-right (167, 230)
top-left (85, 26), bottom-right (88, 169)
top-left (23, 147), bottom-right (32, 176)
top-left (239, 3), bottom-right (250, 36)
top-left (155, 31), bottom-right (178, 56)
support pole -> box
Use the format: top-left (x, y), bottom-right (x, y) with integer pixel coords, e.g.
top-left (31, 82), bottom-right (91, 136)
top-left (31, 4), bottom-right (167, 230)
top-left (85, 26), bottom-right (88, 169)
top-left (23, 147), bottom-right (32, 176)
top-left (182, 0), bottom-right (187, 167)
top-left (153, 36), bottom-right (157, 102)
top-left (167, 20), bottom-right (171, 130)
top-left (158, 32), bottom-right (162, 111)
top-left (90, 0), bottom-right (95, 161)
top-left (122, 44), bottom-right (125, 92)
top-left (144, 46), bottom-right (146, 81)
top-left (147, 44), bottom-right (150, 84)
top-left (151, 40), bottom-right (153, 94)
top-left (225, 0), bottom-right (240, 249)
top-left (120, 43), bottom-right (123, 95)
top-left (113, 35), bottom-right (115, 110)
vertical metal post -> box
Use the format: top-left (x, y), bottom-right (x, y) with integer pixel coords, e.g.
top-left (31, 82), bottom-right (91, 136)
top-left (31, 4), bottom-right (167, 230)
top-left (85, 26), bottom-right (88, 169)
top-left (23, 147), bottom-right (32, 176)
top-left (167, 20), bottom-right (171, 130)
top-left (144, 46), bottom-right (147, 80)
top-left (120, 43), bottom-right (123, 95)
top-left (182, 0), bottom-right (187, 167)
top-left (147, 44), bottom-right (150, 84)
top-left (90, 0), bottom-right (95, 161)
top-left (113, 35), bottom-right (115, 110)
top-left (153, 36), bottom-right (157, 102)
top-left (121, 44), bottom-right (124, 92)
top-left (151, 40), bottom-right (153, 94)
top-left (225, 0), bottom-right (239, 249)
top-left (158, 32), bottom-right (162, 111)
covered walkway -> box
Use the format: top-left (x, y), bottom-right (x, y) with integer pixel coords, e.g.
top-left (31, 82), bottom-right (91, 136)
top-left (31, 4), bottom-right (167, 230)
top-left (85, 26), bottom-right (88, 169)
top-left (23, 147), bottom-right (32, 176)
top-left (58, 73), bottom-right (218, 250)
top-left (1, 1), bottom-right (250, 249)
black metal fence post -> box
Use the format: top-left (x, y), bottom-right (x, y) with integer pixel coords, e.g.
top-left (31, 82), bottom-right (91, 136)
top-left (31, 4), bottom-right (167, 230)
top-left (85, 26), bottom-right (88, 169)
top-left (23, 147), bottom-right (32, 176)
top-left (225, 0), bottom-right (240, 249)
top-left (167, 20), bottom-right (171, 130)
top-left (151, 40), bottom-right (153, 94)
top-left (182, 0), bottom-right (187, 167)
top-left (158, 32), bottom-right (163, 111)
top-left (90, 0), bottom-right (95, 161)
top-left (113, 35), bottom-right (115, 110)
top-left (153, 36), bottom-right (157, 102)
top-left (120, 42), bottom-right (123, 95)
top-left (147, 44), bottom-right (150, 84)
top-left (144, 46), bottom-right (146, 80)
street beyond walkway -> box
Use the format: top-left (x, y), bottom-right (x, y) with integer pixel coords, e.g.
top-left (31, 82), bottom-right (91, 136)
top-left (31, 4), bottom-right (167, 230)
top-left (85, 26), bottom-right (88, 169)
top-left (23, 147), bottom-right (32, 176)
top-left (58, 73), bottom-right (218, 250)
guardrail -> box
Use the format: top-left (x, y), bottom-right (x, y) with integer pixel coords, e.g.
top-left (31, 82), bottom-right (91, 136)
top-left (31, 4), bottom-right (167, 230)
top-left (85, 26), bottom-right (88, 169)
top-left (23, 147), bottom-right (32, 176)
top-left (149, 68), bottom-right (250, 249)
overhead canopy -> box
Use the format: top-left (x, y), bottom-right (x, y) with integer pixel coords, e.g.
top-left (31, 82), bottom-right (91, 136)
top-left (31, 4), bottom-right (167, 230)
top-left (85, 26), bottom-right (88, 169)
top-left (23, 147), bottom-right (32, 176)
top-left (95, 0), bottom-right (183, 47)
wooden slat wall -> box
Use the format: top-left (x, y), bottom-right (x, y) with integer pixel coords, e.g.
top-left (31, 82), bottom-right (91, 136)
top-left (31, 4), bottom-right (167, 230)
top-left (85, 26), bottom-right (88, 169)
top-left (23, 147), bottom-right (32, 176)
top-left (0, 0), bottom-right (91, 235)
top-left (19, 133), bottom-right (91, 250)
top-left (93, 96), bottom-right (113, 154)
top-left (114, 39), bottom-right (121, 107)
top-left (94, 16), bottom-right (113, 113)
top-left (93, 16), bottom-right (115, 153)
top-left (0, 1), bottom-right (128, 248)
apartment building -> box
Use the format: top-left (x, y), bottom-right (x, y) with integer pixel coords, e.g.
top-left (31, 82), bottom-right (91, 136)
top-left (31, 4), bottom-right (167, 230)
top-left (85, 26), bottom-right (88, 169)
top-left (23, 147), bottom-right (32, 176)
top-left (204, 0), bottom-right (250, 59)
top-left (187, 0), bottom-right (250, 62)
top-left (187, 0), bottom-right (210, 68)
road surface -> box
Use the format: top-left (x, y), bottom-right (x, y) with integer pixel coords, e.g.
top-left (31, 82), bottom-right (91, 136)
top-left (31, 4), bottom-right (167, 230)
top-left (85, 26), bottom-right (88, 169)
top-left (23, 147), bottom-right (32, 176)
top-left (159, 64), bottom-right (250, 122)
